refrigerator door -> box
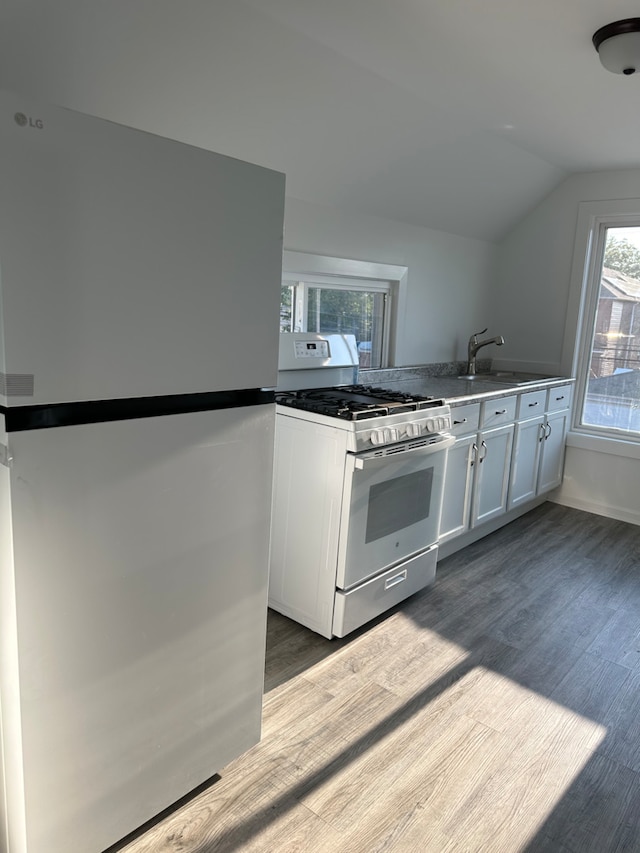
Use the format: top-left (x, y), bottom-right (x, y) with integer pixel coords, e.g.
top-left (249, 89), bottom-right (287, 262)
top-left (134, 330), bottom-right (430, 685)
top-left (3, 405), bottom-right (274, 853)
top-left (0, 413), bottom-right (27, 853)
top-left (0, 91), bottom-right (285, 406)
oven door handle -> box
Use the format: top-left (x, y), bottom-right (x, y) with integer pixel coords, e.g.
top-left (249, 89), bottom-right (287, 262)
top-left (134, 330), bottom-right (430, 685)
top-left (352, 435), bottom-right (454, 470)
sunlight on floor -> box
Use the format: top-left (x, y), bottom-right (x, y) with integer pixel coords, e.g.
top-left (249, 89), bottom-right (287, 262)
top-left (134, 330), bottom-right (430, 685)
top-left (432, 665), bottom-right (609, 851)
top-left (258, 647), bottom-right (610, 852)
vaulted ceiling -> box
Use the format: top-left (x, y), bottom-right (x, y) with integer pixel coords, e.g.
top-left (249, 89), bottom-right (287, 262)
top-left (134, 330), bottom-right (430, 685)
top-left (1, 0), bottom-right (639, 241)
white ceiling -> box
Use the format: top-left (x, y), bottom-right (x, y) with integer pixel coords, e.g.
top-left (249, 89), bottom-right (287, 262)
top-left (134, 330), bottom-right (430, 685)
top-left (1, 0), bottom-right (639, 241)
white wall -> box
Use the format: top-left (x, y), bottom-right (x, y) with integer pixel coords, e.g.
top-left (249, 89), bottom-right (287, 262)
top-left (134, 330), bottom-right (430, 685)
top-left (284, 198), bottom-right (495, 366)
top-left (560, 443), bottom-right (640, 527)
top-left (18, 0), bottom-right (640, 521)
top-left (494, 169), bottom-right (640, 525)
top-left (0, 2), bottom-right (497, 371)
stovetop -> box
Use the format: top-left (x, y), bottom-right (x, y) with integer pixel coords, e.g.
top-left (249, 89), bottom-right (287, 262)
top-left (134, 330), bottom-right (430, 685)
top-left (274, 384), bottom-right (445, 421)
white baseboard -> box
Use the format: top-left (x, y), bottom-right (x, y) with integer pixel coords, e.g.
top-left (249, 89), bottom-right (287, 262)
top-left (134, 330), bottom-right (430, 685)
top-left (550, 494), bottom-right (640, 527)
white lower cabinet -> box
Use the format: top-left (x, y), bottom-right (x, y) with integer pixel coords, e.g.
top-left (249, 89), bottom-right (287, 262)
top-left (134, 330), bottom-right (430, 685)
top-left (537, 407), bottom-right (570, 492)
top-left (508, 385), bottom-right (572, 509)
top-left (441, 384), bottom-right (573, 547)
top-left (508, 415), bottom-right (544, 509)
top-left (439, 433), bottom-right (474, 542)
top-left (439, 399), bottom-right (515, 543)
top-left (473, 423), bottom-right (515, 525)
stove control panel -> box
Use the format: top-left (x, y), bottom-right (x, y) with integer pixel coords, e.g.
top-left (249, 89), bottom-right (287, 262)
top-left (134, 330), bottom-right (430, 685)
top-left (366, 412), bottom-right (452, 447)
top-left (294, 339), bottom-right (330, 359)
top-left (278, 332), bottom-right (359, 371)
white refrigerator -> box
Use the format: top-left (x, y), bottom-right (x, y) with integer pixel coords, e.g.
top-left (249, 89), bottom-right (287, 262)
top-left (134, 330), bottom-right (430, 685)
top-left (0, 91), bottom-right (285, 853)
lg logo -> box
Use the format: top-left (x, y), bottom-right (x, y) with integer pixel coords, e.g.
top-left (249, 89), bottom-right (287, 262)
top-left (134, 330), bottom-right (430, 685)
top-left (14, 112), bottom-right (44, 130)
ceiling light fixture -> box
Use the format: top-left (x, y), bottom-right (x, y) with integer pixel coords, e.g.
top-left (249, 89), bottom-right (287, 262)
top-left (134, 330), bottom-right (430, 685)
top-left (593, 18), bottom-right (640, 75)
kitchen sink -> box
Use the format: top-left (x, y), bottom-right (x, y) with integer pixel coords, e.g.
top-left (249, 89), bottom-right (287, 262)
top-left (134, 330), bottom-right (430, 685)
top-left (458, 371), bottom-right (561, 385)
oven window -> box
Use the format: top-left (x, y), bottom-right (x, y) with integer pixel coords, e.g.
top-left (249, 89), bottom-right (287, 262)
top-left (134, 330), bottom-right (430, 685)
top-left (365, 468), bottom-right (433, 544)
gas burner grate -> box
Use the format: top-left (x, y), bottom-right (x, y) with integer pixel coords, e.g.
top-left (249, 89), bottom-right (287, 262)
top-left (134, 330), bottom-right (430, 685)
top-left (275, 385), bottom-right (445, 421)
top-left (275, 391), bottom-right (388, 420)
top-left (338, 385), bottom-right (439, 408)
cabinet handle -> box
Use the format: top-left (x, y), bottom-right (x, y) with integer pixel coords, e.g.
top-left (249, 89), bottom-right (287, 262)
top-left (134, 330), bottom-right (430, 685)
top-left (479, 440), bottom-right (488, 463)
top-left (528, 402), bottom-right (539, 407)
top-left (539, 423), bottom-right (546, 442)
top-left (495, 409), bottom-right (507, 415)
top-left (545, 423), bottom-right (552, 440)
top-left (555, 395), bottom-right (565, 401)
top-left (454, 418), bottom-right (468, 425)
top-left (470, 442), bottom-right (478, 466)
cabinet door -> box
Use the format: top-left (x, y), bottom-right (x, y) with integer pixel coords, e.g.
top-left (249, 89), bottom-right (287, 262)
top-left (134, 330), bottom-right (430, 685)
top-left (439, 434), bottom-right (474, 543)
top-left (508, 415), bottom-right (545, 510)
top-left (472, 424), bottom-right (514, 527)
top-left (538, 409), bottom-right (569, 493)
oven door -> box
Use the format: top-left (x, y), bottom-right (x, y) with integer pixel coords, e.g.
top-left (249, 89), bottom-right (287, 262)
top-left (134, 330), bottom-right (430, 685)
top-left (336, 435), bottom-right (454, 590)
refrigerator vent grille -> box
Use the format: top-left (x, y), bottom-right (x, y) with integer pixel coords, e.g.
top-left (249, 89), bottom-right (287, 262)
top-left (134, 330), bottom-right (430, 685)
top-left (0, 373), bottom-right (34, 397)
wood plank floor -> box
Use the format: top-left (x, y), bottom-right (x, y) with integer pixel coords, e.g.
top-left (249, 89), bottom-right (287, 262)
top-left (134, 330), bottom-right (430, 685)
top-left (119, 503), bottom-right (640, 853)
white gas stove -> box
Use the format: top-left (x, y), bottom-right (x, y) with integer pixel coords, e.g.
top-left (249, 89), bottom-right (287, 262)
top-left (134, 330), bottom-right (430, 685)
top-left (275, 331), bottom-right (452, 451)
top-left (269, 333), bottom-right (454, 639)
top-left (275, 383), bottom-right (452, 452)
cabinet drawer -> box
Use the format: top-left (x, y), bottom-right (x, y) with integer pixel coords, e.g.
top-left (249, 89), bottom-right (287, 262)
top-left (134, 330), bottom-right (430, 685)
top-left (547, 384), bottom-right (572, 412)
top-left (517, 389), bottom-right (547, 420)
top-left (481, 395), bottom-right (517, 428)
top-left (332, 545), bottom-right (437, 638)
top-left (450, 402), bottom-right (481, 436)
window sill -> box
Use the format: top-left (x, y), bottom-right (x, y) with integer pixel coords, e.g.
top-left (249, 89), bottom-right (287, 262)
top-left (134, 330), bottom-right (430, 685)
top-left (566, 430), bottom-right (640, 460)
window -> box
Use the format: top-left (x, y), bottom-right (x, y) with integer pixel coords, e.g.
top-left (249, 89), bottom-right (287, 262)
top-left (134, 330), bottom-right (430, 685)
top-left (280, 275), bottom-right (389, 368)
top-left (280, 251), bottom-right (407, 371)
top-left (572, 208), bottom-right (640, 441)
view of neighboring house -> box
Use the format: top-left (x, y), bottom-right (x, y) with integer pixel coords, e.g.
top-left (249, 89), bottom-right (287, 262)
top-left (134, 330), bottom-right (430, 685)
top-left (585, 267), bottom-right (640, 431)
top-left (591, 267), bottom-right (640, 377)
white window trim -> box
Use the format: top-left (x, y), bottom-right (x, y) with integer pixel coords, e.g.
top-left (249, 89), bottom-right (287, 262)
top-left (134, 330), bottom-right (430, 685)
top-left (282, 250), bottom-right (408, 368)
top-left (563, 199), bottom-right (640, 453)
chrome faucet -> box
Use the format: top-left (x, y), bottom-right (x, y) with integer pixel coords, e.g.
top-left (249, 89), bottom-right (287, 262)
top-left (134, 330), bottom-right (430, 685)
top-left (466, 328), bottom-right (505, 375)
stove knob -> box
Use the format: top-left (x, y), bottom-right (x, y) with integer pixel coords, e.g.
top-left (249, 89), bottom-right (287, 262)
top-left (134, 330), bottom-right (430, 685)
top-left (425, 418), bottom-right (435, 433)
top-left (372, 429), bottom-right (396, 445)
top-left (371, 428), bottom-right (399, 445)
top-left (405, 422), bottom-right (422, 438)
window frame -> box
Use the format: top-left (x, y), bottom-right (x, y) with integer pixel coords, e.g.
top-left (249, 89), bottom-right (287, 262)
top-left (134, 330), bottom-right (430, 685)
top-left (564, 199), bottom-right (640, 453)
top-left (281, 274), bottom-right (391, 368)
top-left (281, 251), bottom-right (408, 369)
